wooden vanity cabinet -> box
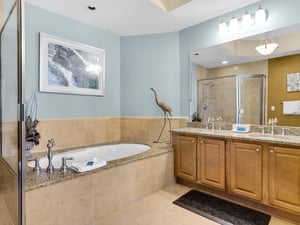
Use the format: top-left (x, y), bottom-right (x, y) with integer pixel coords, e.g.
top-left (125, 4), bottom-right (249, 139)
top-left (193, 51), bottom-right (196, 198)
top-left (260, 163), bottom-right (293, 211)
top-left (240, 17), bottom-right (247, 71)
top-left (197, 138), bottom-right (225, 190)
top-left (174, 135), bottom-right (197, 181)
top-left (227, 142), bottom-right (262, 201)
top-left (173, 131), bottom-right (300, 222)
top-left (268, 146), bottom-right (300, 213)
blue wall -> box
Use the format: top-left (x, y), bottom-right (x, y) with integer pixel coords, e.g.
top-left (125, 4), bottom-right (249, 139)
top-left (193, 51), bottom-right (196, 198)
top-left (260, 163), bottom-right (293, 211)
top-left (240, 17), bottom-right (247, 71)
top-left (120, 33), bottom-right (180, 116)
top-left (25, 0), bottom-right (300, 119)
top-left (25, 4), bottom-right (120, 119)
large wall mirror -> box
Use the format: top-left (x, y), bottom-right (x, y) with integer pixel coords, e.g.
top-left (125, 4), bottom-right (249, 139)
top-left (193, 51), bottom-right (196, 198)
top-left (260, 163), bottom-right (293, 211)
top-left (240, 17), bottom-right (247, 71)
top-left (190, 23), bottom-right (300, 127)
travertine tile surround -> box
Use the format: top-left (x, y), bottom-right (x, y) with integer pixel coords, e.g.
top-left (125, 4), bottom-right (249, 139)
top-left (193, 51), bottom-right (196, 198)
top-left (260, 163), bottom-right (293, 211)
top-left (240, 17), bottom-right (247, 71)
top-left (25, 116), bottom-right (187, 225)
top-left (25, 152), bottom-right (174, 225)
top-left (32, 117), bottom-right (121, 152)
top-left (32, 117), bottom-right (188, 153)
top-left (0, 161), bottom-right (17, 225)
top-left (0, 195), bottom-right (13, 225)
top-left (121, 117), bottom-right (188, 143)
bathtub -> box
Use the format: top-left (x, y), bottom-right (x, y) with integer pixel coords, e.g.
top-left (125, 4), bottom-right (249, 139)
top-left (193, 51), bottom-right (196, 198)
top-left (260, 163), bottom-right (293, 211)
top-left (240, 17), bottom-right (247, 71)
top-left (27, 143), bottom-right (150, 172)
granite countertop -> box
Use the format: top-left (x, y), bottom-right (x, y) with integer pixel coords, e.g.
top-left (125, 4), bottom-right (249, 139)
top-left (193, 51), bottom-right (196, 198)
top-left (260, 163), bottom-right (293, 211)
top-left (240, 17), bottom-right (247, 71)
top-left (25, 141), bottom-right (172, 192)
top-left (172, 127), bottom-right (300, 147)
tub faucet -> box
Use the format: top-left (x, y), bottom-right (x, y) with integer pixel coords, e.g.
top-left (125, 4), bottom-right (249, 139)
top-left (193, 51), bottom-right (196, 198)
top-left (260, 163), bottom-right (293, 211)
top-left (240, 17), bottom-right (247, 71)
top-left (46, 138), bottom-right (55, 173)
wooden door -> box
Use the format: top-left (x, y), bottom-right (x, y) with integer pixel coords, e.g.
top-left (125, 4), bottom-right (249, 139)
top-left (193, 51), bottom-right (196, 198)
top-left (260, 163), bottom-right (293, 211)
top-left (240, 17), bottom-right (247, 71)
top-left (174, 135), bottom-right (197, 181)
top-left (269, 146), bottom-right (300, 213)
top-left (228, 142), bottom-right (262, 201)
top-left (197, 138), bottom-right (225, 190)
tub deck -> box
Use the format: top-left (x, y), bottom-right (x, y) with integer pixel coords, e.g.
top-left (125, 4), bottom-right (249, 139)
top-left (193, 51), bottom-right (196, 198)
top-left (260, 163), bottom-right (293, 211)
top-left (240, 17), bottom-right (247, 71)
top-left (25, 141), bottom-right (172, 191)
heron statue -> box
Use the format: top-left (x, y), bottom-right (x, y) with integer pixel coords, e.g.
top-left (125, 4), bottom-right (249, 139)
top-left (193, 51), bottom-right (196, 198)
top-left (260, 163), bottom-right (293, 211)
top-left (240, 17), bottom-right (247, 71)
top-left (150, 88), bottom-right (172, 144)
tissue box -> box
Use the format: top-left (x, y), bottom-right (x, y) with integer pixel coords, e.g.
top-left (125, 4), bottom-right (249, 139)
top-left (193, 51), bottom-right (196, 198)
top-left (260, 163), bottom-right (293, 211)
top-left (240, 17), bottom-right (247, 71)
top-left (232, 124), bottom-right (251, 133)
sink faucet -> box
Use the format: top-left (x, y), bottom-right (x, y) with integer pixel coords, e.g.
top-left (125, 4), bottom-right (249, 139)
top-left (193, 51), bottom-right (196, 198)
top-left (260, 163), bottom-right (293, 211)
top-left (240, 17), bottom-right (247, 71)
top-left (268, 118), bottom-right (278, 135)
top-left (216, 116), bottom-right (224, 131)
top-left (46, 138), bottom-right (55, 173)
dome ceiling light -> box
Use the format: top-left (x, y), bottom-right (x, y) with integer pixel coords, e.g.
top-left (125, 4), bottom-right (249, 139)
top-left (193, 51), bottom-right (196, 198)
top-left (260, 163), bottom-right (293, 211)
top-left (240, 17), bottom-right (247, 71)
top-left (255, 39), bottom-right (279, 55)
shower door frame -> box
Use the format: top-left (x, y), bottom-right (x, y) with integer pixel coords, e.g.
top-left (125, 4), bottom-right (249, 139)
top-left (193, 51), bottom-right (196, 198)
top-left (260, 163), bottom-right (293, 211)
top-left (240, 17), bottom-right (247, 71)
top-left (0, 0), bottom-right (25, 224)
top-left (236, 74), bottom-right (266, 125)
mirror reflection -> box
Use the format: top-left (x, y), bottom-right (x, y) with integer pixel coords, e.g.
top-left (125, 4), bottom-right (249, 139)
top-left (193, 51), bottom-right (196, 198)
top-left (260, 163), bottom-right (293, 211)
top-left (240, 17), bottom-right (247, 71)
top-left (191, 24), bottom-right (300, 127)
top-left (197, 74), bottom-right (265, 125)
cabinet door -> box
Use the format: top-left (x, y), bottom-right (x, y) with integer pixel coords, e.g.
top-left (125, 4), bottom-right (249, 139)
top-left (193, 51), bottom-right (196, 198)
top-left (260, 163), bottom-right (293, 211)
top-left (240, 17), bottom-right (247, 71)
top-left (197, 138), bottom-right (225, 190)
top-left (174, 136), bottom-right (197, 181)
top-left (228, 142), bottom-right (262, 201)
top-left (269, 146), bottom-right (300, 213)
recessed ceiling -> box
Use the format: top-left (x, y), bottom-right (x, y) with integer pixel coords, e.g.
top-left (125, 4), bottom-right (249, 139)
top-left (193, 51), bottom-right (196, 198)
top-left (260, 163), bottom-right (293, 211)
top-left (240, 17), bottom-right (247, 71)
top-left (150, 0), bottom-right (192, 12)
top-left (25, 0), bottom-right (260, 36)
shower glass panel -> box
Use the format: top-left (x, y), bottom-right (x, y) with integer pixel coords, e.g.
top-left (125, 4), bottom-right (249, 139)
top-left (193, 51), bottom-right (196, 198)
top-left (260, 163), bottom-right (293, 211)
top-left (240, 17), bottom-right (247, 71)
top-left (197, 74), bottom-right (265, 125)
top-left (198, 75), bottom-right (236, 123)
top-left (237, 75), bottom-right (265, 124)
top-left (1, 2), bottom-right (18, 173)
top-left (0, 1), bottom-right (24, 225)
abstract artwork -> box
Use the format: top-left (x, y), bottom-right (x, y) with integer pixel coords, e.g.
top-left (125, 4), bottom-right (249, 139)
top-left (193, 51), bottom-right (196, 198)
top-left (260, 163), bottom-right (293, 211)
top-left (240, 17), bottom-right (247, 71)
top-left (39, 33), bottom-right (105, 96)
top-left (287, 72), bottom-right (300, 92)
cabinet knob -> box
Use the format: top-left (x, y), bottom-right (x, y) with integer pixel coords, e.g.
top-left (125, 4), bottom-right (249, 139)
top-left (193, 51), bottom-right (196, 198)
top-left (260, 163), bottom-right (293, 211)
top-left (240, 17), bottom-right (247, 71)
top-left (192, 140), bottom-right (195, 143)
top-left (256, 148), bottom-right (260, 152)
top-left (270, 150), bottom-right (274, 153)
top-left (200, 140), bottom-right (204, 144)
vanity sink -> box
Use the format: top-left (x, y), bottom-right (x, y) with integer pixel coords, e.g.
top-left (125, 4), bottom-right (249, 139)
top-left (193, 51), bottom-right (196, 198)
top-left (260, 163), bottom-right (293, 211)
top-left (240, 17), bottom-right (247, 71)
top-left (246, 132), bottom-right (300, 142)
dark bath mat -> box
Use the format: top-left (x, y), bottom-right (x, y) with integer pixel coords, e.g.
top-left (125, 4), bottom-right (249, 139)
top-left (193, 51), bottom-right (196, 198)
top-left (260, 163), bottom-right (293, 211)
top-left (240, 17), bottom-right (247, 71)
top-left (173, 190), bottom-right (271, 225)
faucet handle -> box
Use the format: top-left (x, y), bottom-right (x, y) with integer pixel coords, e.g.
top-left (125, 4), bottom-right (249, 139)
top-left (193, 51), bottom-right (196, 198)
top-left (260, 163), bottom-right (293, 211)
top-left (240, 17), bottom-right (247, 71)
top-left (258, 125), bottom-right (265, 134)
top-left (281, 127), bottom-right (286, 136)
top-left (60, 157), bottom-right (74, 172)
top-left (28, 157), bottom-right (41, 173)
top-left (47, 138), bottom-right (55, 148)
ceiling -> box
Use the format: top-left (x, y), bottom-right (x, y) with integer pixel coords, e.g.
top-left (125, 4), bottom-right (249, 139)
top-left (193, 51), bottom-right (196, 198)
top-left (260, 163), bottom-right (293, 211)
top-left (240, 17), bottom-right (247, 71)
top-left (25, 0), bottom-right (260, 36)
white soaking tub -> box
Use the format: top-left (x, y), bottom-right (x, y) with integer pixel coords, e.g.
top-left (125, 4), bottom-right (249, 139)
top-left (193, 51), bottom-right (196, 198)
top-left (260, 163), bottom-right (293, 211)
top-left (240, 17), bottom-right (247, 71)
top-left (27, 143), bottom-right (150, 172)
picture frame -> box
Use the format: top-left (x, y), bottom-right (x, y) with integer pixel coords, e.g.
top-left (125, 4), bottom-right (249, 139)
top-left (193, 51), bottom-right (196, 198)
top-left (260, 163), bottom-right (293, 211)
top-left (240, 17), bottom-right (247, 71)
top-left (39, 33), bottom-right (105, 96)
top-left (286, 72), bottom-right (300, 92)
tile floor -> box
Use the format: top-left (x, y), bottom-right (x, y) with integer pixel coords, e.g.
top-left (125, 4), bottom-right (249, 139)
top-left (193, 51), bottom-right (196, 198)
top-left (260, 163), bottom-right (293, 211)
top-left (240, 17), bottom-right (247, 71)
top-left (97, 183), bottom-right (297, 225)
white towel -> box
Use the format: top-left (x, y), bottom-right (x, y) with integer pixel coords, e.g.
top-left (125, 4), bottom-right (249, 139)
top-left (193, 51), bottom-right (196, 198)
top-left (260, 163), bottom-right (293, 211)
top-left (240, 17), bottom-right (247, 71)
top-left (71, 158), bottom-right (107, 173)
top-left (283, 100), bottom-right (300, 115)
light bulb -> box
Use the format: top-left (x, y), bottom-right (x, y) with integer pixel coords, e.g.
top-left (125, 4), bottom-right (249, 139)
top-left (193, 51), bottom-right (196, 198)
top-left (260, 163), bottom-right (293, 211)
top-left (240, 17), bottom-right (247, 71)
top-left (242, 11), bottom-right (252, 28)
top-left (255, 41), bottom-right (278, 55)
top-left (229, 16), bottom-right (239, 32)
top-left (219, 20), bottom-right (227, 34)
top-left (255, 5), bottom-right (267, 24)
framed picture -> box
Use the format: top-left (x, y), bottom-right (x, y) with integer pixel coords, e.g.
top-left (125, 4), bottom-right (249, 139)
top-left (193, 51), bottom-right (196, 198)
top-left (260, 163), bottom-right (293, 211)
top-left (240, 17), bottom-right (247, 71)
top-left (39, 33), bottom-right (105, 96)
top-left (287, 72), bottom-right (300, 92)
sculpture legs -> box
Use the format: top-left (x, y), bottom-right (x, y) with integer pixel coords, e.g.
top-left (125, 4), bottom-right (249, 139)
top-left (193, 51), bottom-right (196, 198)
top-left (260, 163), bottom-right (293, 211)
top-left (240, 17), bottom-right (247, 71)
top-left (154, 112), bottom-right (171, 144)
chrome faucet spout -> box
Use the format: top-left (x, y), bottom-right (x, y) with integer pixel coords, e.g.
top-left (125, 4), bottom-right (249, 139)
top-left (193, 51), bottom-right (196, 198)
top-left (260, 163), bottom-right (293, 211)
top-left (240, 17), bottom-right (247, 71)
top-left (46, 138), bottom-right (55, 173)
top-left (268, 118), bottom-right (278, 135)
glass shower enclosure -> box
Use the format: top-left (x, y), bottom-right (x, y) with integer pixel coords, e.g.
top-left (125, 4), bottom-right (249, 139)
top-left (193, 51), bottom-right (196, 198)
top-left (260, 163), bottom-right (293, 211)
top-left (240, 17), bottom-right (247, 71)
top-left (0, 0), bottom-right (25, 225)
top-left (197, 74), bottom-right (265, 125)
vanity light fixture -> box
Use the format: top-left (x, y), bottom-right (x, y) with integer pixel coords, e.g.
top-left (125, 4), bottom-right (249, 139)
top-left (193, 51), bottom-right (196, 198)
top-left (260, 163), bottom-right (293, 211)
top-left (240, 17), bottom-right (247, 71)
top-left (219, 20), bottom-right (227, 34)
top-left (242, 11), bottom-right (252, 28)
top-left (255, 39), bottom-right (278, 55)
top-left (219, 5), bottom-right (268, 35)
top-left (255, 5), bottom-right (267, 24)
top-left (229, 16), bottom-right (239, 32)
